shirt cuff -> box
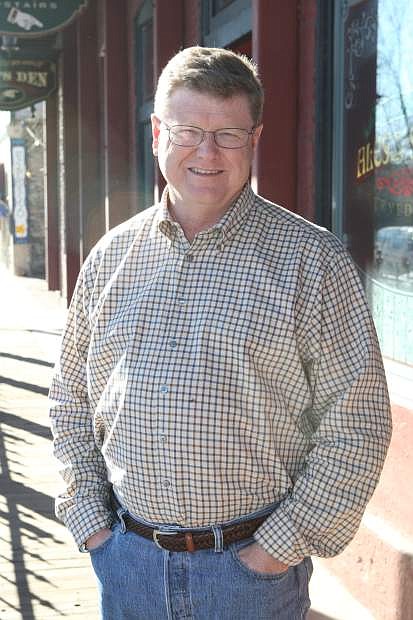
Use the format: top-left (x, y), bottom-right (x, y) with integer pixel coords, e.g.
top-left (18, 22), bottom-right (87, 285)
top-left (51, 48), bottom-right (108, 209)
top-left (77, 515), bottom-right (115, 553)
top-left (57, 495), bottom-right (115, 549)
top-left (252, 504), bottom-right (309, 566)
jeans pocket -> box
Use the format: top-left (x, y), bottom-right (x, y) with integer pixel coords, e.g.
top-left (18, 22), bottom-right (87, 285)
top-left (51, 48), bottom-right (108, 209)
top-left (229, 538), bottom-right (291, 582)
top-left (89, 521), bottom-right (119, 555)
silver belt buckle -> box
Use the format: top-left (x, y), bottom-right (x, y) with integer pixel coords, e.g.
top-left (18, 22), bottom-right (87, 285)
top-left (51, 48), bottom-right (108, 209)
top-left (152, 528), bottom-right (179, 550)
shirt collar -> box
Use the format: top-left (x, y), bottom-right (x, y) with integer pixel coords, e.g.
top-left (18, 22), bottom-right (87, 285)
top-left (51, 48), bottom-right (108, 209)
top-left (155, 183), bottom-right (256, 248)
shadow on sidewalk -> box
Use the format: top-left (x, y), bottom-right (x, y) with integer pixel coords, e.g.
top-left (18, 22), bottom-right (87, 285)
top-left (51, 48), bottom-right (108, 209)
top-left (0, 351), bottom-right (54, 368)
top-left (0, 375), bottom-right (49, 396)
top-left (0, 410), bottom-right (51, 439)
top-left (27, 328), bottom-right (62, 336)
top-left (0, 412), bottom-right (63, 618)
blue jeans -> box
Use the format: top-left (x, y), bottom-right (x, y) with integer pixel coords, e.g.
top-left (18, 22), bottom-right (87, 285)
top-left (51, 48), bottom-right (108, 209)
top-left (90, 511), bottom-right (313, 619)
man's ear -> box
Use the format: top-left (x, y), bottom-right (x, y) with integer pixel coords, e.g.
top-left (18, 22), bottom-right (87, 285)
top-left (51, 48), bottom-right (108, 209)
top-left (251, 124), bottom-right (263, 151)
top-left (151, 113), bottom-right (161, 156)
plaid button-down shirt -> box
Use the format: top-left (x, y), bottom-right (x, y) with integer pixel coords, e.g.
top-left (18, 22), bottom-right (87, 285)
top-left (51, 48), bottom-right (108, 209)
top-left (49, 184), bottom-right (392, 564)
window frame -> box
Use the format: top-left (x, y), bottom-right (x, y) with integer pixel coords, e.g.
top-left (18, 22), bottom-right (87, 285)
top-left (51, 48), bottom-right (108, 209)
top-left (202, 0), bottom-right (251, 48)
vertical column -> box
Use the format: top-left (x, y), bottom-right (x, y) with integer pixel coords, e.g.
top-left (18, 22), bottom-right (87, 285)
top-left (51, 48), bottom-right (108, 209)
top-left (154, 0), bottom-right (185, 77)
top-left (296, 0), bottom-right (318, 223)
top-left (252, 0), bottom-right (299, 212)
top-left (153, 0), bottom-right (185, 200)
top-left (62, 22), bottom-right (81, 303)
top-left (45, 92), bottom-right (60, 291)
top-left (102, 0), bottom-right (131, 229)
top-left (77, 0), bottom-right (104, 259)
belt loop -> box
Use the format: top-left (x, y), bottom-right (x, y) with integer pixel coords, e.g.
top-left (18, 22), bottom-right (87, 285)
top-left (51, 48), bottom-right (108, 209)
top-left (212, 525), bottom-right (224, 553)
top-left (185, 532), bottom-right (196, 552)
top-left (116, 507), bottom-right (127, 534)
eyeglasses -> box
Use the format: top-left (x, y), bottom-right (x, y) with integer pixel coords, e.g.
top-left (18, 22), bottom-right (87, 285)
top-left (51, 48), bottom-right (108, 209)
top-left (160, 122), bottom-right (256, 149)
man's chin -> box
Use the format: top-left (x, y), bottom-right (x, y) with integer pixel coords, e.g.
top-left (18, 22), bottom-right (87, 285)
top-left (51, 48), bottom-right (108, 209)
top-left (182, 189), bottom-right (229, 209)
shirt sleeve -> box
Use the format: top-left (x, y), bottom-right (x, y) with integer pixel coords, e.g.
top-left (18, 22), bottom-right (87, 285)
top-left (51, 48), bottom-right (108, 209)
top-left (49, 255), bottom-right (113, 548)
top-left (253, 248), bottom-right (392, 565)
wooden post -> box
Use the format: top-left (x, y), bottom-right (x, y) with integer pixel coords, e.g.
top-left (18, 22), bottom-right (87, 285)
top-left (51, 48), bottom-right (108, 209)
top-left (62, 22), bottom-right (81, 303)
top-left (101, 0), bottom-right (131, 230)
top-left (153, 0), bottom-right (185, 200)
top-left (252, 0), bottom-right (299, 212)
top-left (77, 0), bottom-right (104, 259)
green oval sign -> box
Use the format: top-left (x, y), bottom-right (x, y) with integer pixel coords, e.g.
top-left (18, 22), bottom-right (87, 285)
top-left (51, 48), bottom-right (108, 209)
top-left (0, 1), bottom-right (88, 37)
top-left (0, 58), bottom-right (56, 109)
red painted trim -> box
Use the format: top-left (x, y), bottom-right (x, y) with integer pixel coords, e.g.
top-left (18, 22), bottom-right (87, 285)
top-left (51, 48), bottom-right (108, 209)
top-left (252, 0), bottom-right (299, 212)
top-left (103, 0), bottom-right (131, 229)
top-left (77, 0), bottom-right (105, 258)
top-left (63, 22), bottom-right (81, 304)
top-left (153, 0), bottom-right (185, 201)
top-left (296, 0), bottom-right (318, 222)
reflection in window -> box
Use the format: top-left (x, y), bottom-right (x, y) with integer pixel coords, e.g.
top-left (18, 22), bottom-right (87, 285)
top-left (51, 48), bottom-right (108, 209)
top-left (337, 0), bottom-right (413, 364)
top-left (212, 0), bottom-right (236, 15)
top-left (371, 0), bottom-right (413, 364)
top-left (374, 0), bottom-right (413, 283)
top-left (374, 0), bottom-right (413, 364)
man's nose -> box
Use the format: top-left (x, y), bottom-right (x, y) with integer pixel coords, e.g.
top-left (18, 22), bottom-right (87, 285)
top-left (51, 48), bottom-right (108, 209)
top-left (197, 131), bottom-right (220, 153)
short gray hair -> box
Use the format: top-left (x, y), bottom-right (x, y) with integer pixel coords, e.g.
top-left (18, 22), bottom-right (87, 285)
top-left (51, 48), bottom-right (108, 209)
top-left (154, 46), bottom-right (264, 125)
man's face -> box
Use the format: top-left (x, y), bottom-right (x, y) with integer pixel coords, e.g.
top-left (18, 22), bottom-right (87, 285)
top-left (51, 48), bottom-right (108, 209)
top-left (151, 87), bottom-right (262, 213)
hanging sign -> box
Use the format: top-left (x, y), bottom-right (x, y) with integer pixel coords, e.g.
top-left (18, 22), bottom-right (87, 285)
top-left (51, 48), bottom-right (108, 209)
top-left (11, 138), bottom-right (28, 243)
top-left (0, 1), bottom-right (88, 37)
top-left (0, 58), bottom-right (56, 109)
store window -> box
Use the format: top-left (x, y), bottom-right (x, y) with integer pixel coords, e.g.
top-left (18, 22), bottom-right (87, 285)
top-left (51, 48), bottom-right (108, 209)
top-left (135, 0), bottom-right (155, 210)
top-left (333, 0), bottom-right (413, 365)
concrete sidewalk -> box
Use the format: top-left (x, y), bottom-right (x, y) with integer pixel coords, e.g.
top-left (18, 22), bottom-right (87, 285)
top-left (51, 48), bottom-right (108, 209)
top-left (0, 269), bottom-right (373, 619)
top-left (0, 270), bottom-right (99, 619)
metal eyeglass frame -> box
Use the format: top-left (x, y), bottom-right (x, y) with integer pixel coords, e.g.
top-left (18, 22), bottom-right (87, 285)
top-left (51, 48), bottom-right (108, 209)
top-left (160, 121), bottom-right (256, 149)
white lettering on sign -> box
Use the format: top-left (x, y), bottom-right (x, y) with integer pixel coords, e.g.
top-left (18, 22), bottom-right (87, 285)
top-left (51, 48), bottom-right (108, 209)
top-left (15, 71), bottom-right (48, 87)
top-left (0, 2), bottom-right (57, 9)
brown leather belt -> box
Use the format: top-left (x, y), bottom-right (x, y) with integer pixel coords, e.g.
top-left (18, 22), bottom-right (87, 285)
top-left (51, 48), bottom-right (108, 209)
top-left (110, 493), bottom-right (268, 552)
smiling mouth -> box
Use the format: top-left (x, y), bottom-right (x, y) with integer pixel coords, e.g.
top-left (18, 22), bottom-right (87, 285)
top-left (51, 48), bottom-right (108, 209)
top-left (189, 167), bottom-right (223, 176)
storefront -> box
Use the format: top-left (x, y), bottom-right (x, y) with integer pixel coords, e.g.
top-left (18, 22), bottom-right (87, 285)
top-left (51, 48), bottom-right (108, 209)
top-left (132, 0), bottom-right (413, 376)
top-left (2, 2), bottom-right (412, 357)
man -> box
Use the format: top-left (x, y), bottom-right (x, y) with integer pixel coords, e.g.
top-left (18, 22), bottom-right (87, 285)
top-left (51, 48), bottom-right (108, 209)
top-left (49, 47), bottom-right (392, 619)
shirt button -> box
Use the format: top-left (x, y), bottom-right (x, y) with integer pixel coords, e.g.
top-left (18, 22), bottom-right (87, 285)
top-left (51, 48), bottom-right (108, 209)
top-left (160, 385), bottom-right (169, 394)
top-left (162, 479), bottom-right (171, 489)
top-left (169, 339), bottom-right (178, 349)
top-left (159, 434), bottom-right (167, 443)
